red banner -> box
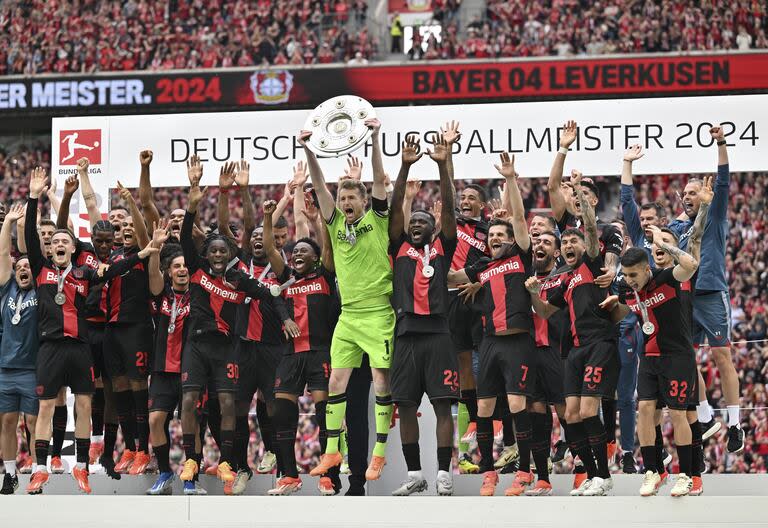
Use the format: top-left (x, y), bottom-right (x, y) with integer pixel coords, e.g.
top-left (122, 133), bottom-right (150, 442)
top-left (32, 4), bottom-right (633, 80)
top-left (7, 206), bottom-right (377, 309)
top-left (2, 53), bottom-right (766, 117)
top-left (345, 53), bottom-right (768, 102)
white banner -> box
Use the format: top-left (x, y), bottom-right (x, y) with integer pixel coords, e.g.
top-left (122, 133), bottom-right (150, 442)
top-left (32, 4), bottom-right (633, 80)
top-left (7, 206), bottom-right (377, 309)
top-left (51, 94), bottom-right (767, 235)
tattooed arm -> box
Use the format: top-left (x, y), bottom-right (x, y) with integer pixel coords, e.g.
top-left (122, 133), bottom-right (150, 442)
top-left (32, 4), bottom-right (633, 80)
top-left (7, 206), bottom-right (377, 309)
top-left (572, 172), bottom-right (599, 258)
top-left (649, 226), bottom-right (698, 282)
top-left (686, 175), bottom-right (713, 263)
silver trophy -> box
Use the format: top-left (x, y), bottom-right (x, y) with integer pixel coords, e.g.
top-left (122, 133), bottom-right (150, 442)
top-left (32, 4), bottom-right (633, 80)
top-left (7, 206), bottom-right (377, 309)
top-left (303, 95), bottom-right (376, 157)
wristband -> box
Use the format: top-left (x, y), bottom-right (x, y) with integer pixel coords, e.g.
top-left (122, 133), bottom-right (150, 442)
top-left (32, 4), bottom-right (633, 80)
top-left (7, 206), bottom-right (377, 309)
top-left (220, 187), bottom-right (231, 194)
top-left (558, 146), bottom-right (569, 155)
top-left (717, 140), bottom-right (726, 146)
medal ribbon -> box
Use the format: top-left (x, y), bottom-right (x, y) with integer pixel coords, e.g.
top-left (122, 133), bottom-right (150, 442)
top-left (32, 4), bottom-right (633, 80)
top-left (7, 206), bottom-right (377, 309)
top-left (56, 263), bottom-right (73, 297)
top-left (632, 290), bottom-right (652, 330)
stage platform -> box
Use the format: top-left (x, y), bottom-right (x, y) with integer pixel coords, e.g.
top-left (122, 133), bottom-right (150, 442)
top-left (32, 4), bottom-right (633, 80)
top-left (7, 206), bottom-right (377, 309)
top-left (3, 474), bottom-right (766, 528)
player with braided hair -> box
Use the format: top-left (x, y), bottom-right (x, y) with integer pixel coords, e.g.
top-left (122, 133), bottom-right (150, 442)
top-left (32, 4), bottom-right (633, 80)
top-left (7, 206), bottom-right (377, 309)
top-left (177, 156), bottom-right (294, 494)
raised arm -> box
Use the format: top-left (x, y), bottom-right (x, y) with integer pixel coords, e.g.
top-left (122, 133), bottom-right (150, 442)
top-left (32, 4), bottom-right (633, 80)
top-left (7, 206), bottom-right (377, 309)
top-left (427, 133), bottom-right (456, 239)
top-left (45, 176), bottom-right (75, 231)
top-left (292, 161), bottom-right (310, 239)
top-left (298, 130), bottom-right (336, 222)
top-left (401, 178), bottom-right (421, 233)
top-left (440, 120), bottom-right (461, 200)
top-left (138, 150), bottom-right (161, 231)
top-left (649, 225), bottom-right (698, 282)
top-left (216, 161), bottom-right (237, 240)
top-left (548, 120), bottom-right (577, 222)
top-left (318, 207), bottom-right (334, 273)
top-left (686, 175), bottom-right (713, 263)
top-left (148, 221), bottom-right (170, 296)
top-left (620, 144), bottom-right (646, 246)
top-left (76, 157), bottom-right (104, 228)
top-left (572, 171), bottom-right (599, 258)
top-left (25, 167), bottom-right (48, 273)
top-left (56, 175), bottom-right (79, 230)
top-left (389, 135), bottom-right (423, 241)
top-left (262, 200), bottom-right (286, 277)
top-left (181, 155), bottom-right (206, 272)
top-left (0, 203), bottom-right (24, 286)
top-left (117, 181), bottom-right (150, 248)
top-left (235, 160), bottom-right (256, 249)
top-left (367, 118), bottom-right (387, 201)
top-left (495, 152), bottom-right (529, 252)
top-left (708, 125), bottom-right (730, 222)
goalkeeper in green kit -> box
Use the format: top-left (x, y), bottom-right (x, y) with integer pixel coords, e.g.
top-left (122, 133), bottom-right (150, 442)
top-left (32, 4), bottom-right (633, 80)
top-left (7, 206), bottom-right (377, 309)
top-left (302, 118), bottom-right (395, 481)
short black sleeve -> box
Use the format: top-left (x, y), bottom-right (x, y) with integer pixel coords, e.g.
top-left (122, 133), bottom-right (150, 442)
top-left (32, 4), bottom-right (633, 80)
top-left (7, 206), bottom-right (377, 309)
top-left (371, 197), bottom-right (388, 214)
top-left (465, 256), bottom-right (491, 284)
top-left (599, 223), bottom-right (624, 256)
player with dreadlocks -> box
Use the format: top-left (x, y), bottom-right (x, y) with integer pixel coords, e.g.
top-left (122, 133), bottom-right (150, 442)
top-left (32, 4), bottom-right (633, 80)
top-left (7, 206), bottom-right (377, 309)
top-left (177, 156), bottom-right (295, 494)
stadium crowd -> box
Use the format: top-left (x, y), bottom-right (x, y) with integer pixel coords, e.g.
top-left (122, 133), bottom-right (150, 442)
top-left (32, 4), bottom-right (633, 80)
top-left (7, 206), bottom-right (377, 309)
top-left (0, 134), bottom-right (765, 482)
top-left (0, 0), bottom-right (372, 74)
top-left (408, 1), bottom-right (768, 60)
top-left (1, 1), bottom-right (767, 73)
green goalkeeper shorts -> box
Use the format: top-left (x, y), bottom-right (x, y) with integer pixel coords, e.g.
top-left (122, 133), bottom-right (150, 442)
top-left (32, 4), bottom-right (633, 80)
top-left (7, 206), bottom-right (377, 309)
top-left (330, 304), bottom-right (395, 369)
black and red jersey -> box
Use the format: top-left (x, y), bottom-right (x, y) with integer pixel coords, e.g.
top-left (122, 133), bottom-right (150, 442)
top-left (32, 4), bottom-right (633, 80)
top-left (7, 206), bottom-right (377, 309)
top-left (106, 245), bottom-right (151, 325)
top-left (150, 285), bottom-right (191, 373)
top-left (277, 264), bottom-right (340, 353)
top-left (466, 243), bottom-right (533, 336)
top-left (74, 240), bottom-right (100, 271)
top-left (450, 217), bottom-right (489, 272)
top-left (557, 212), bottom-right (623, 258)
top-left (390, 233), bottom-right (457, 331)
top-left (24, 198), bottom-right (141, 342)
top-left (80, 245), bottom-right (109, 324)
top-left (533, 269), bottom-right (570, 355)
top-left (234, 254), bottom-right (286, 344)
top-left (618, 268), bottom-right (693, 357)
top-left (181, 211), bottom-right (287, 337)
top-left (548, 253), bottom-right (614, 347)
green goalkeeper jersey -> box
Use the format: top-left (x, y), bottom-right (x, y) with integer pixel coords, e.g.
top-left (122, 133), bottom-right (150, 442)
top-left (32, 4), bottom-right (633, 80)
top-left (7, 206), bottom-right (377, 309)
top-left (326, 202), bottom-right (392, 307)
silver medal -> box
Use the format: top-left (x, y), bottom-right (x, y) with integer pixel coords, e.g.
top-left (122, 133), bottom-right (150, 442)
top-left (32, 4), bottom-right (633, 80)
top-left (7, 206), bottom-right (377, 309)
top-left (55, 292), bottom-right (66, 305)
top-left (422, 265), bottom-right (434, 278)
top-left (168, 323), bottom-right (176, 334)
top-left (11, 313), bottom-right (21, 325)
top-left (642, 322), bottom-right (655, 335)
top-left (270, 284), bottom-right (281, 297)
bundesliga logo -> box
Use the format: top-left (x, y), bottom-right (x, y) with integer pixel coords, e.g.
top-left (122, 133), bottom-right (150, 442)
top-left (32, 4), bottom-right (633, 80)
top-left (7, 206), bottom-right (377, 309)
top-left (59, 129), bottom-right (101, 165)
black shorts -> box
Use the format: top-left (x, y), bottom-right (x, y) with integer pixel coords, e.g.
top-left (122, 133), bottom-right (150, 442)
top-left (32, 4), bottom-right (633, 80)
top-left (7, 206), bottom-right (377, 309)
top-left (236, 340), bottom-right (285, 403)
top-left (87, 323), bottom-right (106, 380)
top-left (181, 333), bottom-right (238, 393)
top-left (531, 346), bottom-right (565, 405)
top-left (149, 371), bottom-right (181, 413)
top-left (477, 333), bottom-right (537, 399)
top-left (638, 354), bottom-right (698, 411)
top-left (391, 332), bottom-right (460, 406)
top-left (447, 290), bottom-right (483, 352)
top-left (36, 339), bottom-right (94, 399)
top-left (274, 350), bottom-right (332, 396)
top-left (103, 323), bottom-right (153, 380)
top-left (564, 340), bottom-right (619, 398)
